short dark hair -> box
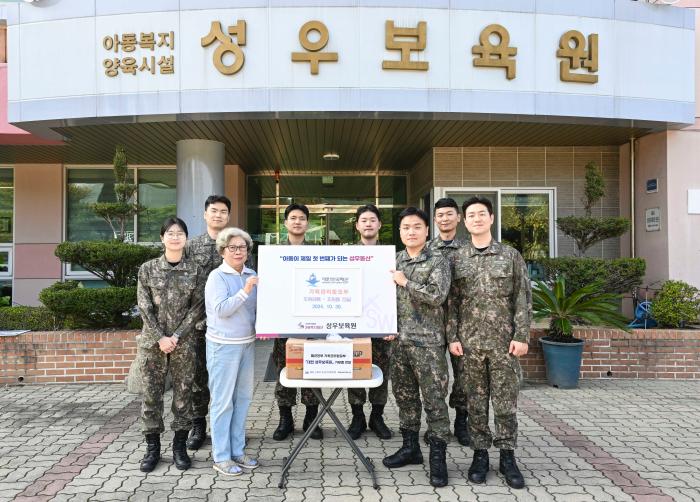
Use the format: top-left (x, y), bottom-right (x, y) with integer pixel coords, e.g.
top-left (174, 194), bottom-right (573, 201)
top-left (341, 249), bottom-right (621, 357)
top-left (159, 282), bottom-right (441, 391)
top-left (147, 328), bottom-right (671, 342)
top-left (462, 196), bottom-right (493, 216)
top-left (160, 217), bottom-right (189, 237)
top-left (434, 197), bottom-right (459, 212)
top-left (205, 195), bottom-right (231, 212)
top-left (355, 204), bottom-right (381, 222)
top-left (284, 203), bottom-right (309, 220)
top-left (398, 207), bottom-right (429, 227)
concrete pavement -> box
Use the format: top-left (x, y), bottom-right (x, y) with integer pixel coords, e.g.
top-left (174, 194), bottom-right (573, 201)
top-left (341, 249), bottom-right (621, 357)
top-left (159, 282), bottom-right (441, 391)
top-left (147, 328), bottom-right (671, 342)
top-left (1, 340), bottom-right (699, 502)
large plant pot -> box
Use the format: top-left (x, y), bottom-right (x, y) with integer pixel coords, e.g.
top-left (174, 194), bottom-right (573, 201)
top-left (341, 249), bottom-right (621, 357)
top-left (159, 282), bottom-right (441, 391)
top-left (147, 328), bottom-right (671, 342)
top-left (540, 337), bottom-right (585, 389)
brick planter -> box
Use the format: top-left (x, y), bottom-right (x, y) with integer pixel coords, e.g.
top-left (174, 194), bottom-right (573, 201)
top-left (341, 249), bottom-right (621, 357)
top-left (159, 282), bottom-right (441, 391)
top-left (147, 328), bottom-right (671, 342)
top-left (522, 328), bottom-right (700, 381)
top-left (0, 330), bottom-right (137, 384)
top-left (1, 328), bottom-right (699, 384)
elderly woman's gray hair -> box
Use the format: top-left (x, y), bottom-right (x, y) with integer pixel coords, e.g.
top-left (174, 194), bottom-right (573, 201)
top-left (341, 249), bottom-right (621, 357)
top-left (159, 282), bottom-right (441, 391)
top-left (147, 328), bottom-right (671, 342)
top-left (216, 227), bottom-right (253, 255)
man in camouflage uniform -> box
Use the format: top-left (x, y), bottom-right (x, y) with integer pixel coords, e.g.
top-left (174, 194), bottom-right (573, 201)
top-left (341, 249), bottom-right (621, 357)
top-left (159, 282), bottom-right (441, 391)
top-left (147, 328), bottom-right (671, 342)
top-left (427, 197), bottom-right (469, 446)
top-left (137, 217), bottom-right (204, 472)
top-left (346, 204), bottom-right (392, 440)
top-left (448, 196), bottom-right (531, 489)
top-left (272, 203), bottom-right (324, 441)
top-left (183, 195), bottom-right (231, 450)
top-left (382, 207), bottom-right (451, 488)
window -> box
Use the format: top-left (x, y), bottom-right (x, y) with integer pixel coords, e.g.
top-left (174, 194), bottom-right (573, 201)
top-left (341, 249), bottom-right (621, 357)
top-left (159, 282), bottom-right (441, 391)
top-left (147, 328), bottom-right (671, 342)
top-left (66, 167), bottom-right (176, 243)
top-left (66, 168), bottom-right (135, 241)
top-left (246, 174), bottom-right (408, 248)
top-left (0, 168), bottom-right (13, 286)
top-left (137, 169), bottom-right (176, 242)
top-left (65, 167), bottom-right (175, 278)
top-left (434, 187), bottom-right (556, 277)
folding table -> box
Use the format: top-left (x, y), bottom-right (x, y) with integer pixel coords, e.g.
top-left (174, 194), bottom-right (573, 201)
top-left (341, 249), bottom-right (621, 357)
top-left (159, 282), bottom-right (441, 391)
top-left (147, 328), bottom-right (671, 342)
top-left (278, 364), bottom-right (383, 489)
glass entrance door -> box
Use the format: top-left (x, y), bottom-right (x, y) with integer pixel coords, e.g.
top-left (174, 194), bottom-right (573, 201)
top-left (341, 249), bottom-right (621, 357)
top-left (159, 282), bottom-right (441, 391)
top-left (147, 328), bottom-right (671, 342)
top-left (301, 205), bottom-right (359, 245)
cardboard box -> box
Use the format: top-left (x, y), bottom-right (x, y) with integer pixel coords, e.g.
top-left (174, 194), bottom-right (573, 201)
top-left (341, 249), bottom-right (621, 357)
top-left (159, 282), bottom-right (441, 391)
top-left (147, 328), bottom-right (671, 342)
top-left (286, 338), bottom-right (372, 380)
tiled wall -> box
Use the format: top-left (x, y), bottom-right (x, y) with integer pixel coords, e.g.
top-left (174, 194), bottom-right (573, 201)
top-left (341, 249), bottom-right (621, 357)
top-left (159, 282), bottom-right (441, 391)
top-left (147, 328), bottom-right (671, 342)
top-left (427, 146), bottom-right (622, 258)
top-left (408, 149), bottom-right (433, 207)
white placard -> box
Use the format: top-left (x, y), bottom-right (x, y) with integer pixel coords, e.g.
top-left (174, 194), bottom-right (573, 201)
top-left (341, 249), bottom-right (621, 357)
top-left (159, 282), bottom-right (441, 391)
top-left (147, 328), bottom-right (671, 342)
top-left (645, 207), bottom-right (661, 232)
top-left (256, 245), bottom-right (397, 337)
top-left (689, 190), bottom-right (700, 214)
top-left (303, 341), bottom-right (353, 379)
top-left (294, 267), bottom-right (362, 316)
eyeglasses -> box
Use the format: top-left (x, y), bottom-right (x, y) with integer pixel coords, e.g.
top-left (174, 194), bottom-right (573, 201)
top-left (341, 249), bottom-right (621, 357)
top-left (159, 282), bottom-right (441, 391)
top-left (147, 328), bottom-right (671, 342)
top-left (225, 245), bottom-right (248, 253)
top-left (164, 232), bottom-right (186, 239)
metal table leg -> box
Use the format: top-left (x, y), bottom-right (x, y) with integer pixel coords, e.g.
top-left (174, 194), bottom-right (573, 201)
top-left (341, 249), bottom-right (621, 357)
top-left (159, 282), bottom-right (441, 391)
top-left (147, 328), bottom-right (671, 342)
top-left (278, 387), bottom-right (342, 489)
top-left (313, 388), bottom-right (379, 490)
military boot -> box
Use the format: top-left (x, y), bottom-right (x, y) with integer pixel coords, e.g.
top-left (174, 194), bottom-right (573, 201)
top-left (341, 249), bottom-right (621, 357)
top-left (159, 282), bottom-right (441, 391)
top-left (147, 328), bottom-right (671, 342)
top-left (468, 449), bottom-right (489, 484)
top-left (453, 408), bottom-right (470, 446)
top-left (186, 416), bottom-right (207, 450)
top-left (139, 433), bottom-right (160, 473)
top-left (499, 449), bottom-right (525, 489)
top-left (428, 437), bottom-right (448, 488)
top-left (303, 405), bottom-right (323, 440)
top-left (346, 404), bottom-right (367, 440)
top-left (172, 430), bottom-right (192, 470)
top-left (368, 404), bottom-right (392, 439)
top-left (382, 429), bottom-right (423, 468)
top-left (272, 406), bottom-right (294, 441)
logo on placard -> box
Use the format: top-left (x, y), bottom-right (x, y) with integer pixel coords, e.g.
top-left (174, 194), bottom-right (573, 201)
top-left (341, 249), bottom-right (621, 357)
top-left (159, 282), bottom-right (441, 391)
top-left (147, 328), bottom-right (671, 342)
top-left (297, 321), bottom-right (324, 331)
top-left (306, 273), bottom-right (320, 287)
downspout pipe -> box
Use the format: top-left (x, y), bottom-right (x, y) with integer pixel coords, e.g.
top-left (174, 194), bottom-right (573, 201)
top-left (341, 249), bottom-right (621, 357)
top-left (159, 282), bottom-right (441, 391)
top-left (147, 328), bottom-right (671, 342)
top-left (630, 137), bottom-right (636, 259)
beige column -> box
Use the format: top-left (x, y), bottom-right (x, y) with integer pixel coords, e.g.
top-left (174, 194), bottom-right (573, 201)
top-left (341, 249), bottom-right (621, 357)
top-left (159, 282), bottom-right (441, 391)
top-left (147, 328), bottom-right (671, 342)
top-left (224, 164), bottom-right (246, 229)
top-left (13, 164), bottom-right (63, 306)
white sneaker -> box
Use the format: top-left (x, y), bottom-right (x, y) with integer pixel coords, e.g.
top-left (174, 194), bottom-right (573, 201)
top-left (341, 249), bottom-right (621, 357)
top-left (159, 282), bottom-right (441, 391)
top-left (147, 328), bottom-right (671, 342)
top-left (232, 454), bottom-right (259, 470)
top-left (213, 461), bottom-right (242, 476)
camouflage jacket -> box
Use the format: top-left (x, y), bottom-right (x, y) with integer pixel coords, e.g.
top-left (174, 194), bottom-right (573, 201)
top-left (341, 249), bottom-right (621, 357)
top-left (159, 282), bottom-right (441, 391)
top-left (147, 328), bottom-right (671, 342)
top-left (446, 240), bottom-right (532, 351)
top-left (395, 246), bottom-right (451, 347)
top-left (137, 254), bottom-right (205, 348)
top-left (186, 232), bottom-right (222, 280)
top-left (428, 235), bottom-right (467, 334)
top-left (427, 236), bottom-right (467, 275)
top-left (280, 237), bottom-right (308, 245)
top-left (185, 233), bottom-right (222, 329)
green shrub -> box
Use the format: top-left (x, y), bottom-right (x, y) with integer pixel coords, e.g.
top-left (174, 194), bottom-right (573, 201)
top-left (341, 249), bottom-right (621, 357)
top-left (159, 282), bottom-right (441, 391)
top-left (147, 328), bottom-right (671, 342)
top-left (39, 281), bottom-right (137, 328)
top-left (538, 257), bottom-right (645, 296)
top-left (556, 161), bottom-right (631, 256)
top-left (0, 306), bottom-right (62, 331)
top-left (54, 241), bottom-right (161, 287)
top-left (533, 276), bottom-right (630, 342)
top-left (556, 216), bottom-right (630, 257)
top-left (651, 280), bottom-right (700, 328)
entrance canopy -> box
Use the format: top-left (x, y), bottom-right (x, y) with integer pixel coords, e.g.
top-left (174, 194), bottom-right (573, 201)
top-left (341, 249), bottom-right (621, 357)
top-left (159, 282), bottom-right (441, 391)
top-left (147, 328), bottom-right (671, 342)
top-left (0, 117), bottom-right (650, 171)
top-left (4, 0), bottom-right (695, 153)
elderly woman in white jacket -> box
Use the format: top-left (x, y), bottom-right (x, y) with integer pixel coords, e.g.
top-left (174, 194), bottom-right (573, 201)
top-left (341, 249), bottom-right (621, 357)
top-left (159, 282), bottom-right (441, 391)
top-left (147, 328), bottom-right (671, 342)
top-left (205, 227), bottom-right (258, 476)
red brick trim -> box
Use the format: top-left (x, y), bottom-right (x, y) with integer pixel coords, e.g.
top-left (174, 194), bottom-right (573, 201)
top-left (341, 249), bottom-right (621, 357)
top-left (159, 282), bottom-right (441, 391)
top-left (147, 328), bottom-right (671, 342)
top-left (522, 328), bottom-right (700, 381)
top-left (1, 327), bottom-right (699, 384)
top-left (0, 330), bottom-right (138, 384)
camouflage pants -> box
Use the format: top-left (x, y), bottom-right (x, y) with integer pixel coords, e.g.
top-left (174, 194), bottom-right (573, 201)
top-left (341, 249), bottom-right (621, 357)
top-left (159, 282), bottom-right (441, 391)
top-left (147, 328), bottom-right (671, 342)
top-left (462, 347), bottom-right (522, 450)
top-left (348, 338), bottom-right (391, 406)
top-left (449, 352), bottom-right (468, 410)
top-left (191, 331), bottom-right (210, 419)
top-left (139, 339), bottom-right (195, 435)
top-left (273, 338), bottom-right (319, 407)
top-left (391, 342), bottom-right (450, 442)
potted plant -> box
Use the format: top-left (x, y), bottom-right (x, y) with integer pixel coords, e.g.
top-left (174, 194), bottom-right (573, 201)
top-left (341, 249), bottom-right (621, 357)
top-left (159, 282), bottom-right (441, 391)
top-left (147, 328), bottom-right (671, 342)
top-left (532, 276), bottom-right (629, 389)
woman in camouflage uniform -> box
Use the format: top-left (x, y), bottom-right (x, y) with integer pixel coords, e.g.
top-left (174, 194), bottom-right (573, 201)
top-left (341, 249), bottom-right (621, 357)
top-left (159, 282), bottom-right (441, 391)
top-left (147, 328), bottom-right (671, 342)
top-left (137, 217), bottom-right (204, 473)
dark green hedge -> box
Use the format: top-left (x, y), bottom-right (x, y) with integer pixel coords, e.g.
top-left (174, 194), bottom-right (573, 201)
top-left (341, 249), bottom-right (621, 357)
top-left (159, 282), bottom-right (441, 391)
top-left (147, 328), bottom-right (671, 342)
top-left (0, 306), bottom-right (62, 331)
top-left (538, 257), bottom-right (645, 296)
top-left (54, 241), bottom-right (161, 287)
top-left (39, 281), bottom-right (137, 328)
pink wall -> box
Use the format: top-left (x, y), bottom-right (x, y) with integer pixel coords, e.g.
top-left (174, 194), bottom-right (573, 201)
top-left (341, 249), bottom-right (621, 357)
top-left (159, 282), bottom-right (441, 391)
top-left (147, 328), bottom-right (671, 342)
top-left (633, 132), bottom-right (670, 289)
top-left (13, 164), bottom-right (63, 306)
top-left (666, 131), bottom-right (700, 288)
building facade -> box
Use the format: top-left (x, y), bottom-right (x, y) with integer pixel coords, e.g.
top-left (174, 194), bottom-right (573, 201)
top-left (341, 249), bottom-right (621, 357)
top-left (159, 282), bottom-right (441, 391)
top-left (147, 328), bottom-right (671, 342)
top-left (0, 0), bottom-right (698, 306)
